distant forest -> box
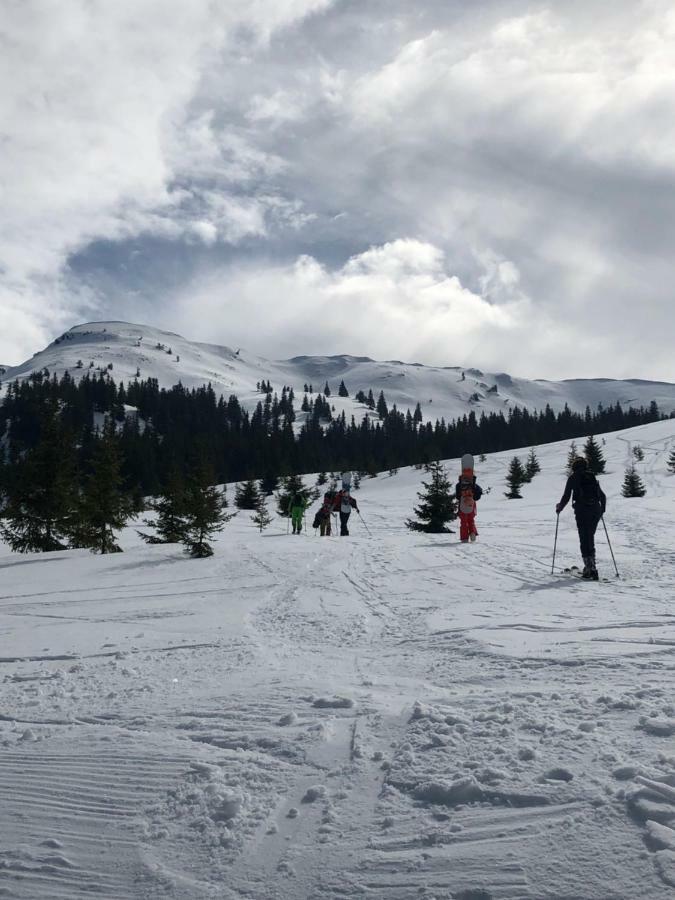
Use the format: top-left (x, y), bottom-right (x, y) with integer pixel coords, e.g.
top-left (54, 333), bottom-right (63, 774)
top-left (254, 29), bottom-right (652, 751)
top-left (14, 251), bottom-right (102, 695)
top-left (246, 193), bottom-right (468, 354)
top-left (0, 370), bottom-right (667, 498)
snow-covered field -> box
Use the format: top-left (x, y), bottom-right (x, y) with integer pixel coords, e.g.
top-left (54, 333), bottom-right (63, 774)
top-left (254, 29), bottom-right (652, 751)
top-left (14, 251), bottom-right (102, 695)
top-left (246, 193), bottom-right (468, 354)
top-left (2, 420), bottom-right (675, 899)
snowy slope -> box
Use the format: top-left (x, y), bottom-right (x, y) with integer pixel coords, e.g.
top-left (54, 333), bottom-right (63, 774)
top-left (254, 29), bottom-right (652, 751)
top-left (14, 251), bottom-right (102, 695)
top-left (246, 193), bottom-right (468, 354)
top-left (2, 419), bottom-right (675, 898)
top-left (4, 320), bottom-right (675, 424)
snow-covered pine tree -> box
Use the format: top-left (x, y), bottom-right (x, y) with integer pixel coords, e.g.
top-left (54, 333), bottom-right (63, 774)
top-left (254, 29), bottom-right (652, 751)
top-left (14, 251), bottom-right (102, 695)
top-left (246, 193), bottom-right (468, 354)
top-left (632, 445), bottom-right (644, 462)
top-left (235, 480), bottom-right (262, 510)
top-left (70, 421), bottom-right (132, 554)
top-left (583, 435), bottom-right (606, 474)
top-left (505, 456), bottom-right (526, 499)
top-left (621, 464), bottom-right (646, 497)
top-left (406, 462), bottom-right (457, 533)
top-left (0, 404), bottom-right (77, 552)
top-left (251, 494), bottom-right (272, 532)
top-left (181, 460), bottom-right (233, 558)
top-left (524, 447), bottom-right (541, 482)
top-left (139, 467), bottom-right (186, 544)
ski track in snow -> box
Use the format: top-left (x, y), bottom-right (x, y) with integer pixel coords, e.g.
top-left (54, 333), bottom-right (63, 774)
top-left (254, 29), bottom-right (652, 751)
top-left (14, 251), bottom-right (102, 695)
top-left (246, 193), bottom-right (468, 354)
top-left (1, 421), bottom-right (675, 898)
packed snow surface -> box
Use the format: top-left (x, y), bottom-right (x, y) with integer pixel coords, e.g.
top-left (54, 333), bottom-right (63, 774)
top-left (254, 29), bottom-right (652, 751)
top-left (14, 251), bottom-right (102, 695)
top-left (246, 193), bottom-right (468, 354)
top-left (4, 321), bottom-right (675, 425)
top-left (1, 420), bottom-right (675, 898)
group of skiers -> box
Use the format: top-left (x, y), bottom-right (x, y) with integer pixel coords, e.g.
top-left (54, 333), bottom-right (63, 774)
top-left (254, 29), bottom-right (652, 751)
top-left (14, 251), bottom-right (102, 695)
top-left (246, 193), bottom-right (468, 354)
top-left (289, 456), bottom-right (608, 581)
top-left (289, 482), bottom-right (360, 537)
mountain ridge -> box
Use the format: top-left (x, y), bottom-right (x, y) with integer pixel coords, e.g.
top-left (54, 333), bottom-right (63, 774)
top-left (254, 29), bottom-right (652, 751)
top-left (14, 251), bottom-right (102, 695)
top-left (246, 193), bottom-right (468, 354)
top-left (3, 320), bottom-right (675, 425)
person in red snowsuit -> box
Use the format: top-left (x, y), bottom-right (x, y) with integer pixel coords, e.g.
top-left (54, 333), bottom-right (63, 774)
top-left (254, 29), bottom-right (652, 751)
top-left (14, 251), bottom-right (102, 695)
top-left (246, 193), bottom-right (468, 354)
top-left (455, 476), bottom-right (483, 542)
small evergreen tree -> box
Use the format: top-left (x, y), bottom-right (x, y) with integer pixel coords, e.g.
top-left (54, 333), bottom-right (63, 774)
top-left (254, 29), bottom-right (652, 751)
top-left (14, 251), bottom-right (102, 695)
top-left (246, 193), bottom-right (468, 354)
top-left (235, 480), bottom-right (262, 510)
top-left (668, 447), bottom-right (675, 474)
top-left (260, 472), bottom-right (280, 495)
top-left (251, 494), bottom-right (272, 532)
top-left (71, 422), bottom-right (132, 553)
top-left (182, 461), bottom-right (233, 558)
top-left (323, 381), bottom-right (331, 397)
top-left (505, 456), bottom-right (526, 499)
top-left (406, 462), bottom-right (457, 533)
top-left (139, 467), bottom-right (186, 544)
top-left (276, 475), bottom-right (310, 517)
top-left (524, 448), bottom-right (541, 482)
top-left (376, 391), bottom-right (388, 419)
top-left (479, 453), bottom-right (487, 463)
top-left (584, 435), bottom-right (606, 474)
top-left (621, 464), bottom-right (646, 498)
top-left (566, 441), bottom-right (578, 475)
top-left (338, 380), bottom-right (349, 397)
top-left (632, 445), bottom-right (644, 462)
top-left (0, 406), bottom-right (78, 552)
top-left (316, 471), bottom-right (328, 486)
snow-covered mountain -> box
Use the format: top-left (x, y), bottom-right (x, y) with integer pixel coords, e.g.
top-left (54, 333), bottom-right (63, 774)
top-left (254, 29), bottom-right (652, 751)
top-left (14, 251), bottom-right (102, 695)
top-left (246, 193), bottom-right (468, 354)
top-left (4, 320), bottom-right (675, 423)
top-left (2, 417), bottom-right (675, 898)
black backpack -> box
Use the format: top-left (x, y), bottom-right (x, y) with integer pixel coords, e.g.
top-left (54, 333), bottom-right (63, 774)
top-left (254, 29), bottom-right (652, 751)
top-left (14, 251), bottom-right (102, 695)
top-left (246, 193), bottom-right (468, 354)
top-left (575, 471), bottom-right (601, 507)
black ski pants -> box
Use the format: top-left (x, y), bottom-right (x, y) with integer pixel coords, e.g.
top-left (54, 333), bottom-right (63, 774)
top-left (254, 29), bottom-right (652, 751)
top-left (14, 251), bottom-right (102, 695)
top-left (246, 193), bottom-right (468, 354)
top-left (339, 511), bottom-right (351, 536)
top-left (575, 506), bottom-right (602, 558)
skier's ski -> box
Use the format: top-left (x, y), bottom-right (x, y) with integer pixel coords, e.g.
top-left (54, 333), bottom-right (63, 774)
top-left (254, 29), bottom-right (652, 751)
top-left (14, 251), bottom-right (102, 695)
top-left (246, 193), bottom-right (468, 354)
top-left (460, 453), bottom-right (474, 479)
top-left (560, 566), bottom-right (610, 583)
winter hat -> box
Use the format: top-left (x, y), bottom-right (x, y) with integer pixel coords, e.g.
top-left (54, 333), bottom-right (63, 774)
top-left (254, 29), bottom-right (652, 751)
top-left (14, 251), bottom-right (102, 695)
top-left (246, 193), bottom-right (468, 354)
top-left (572, 457), bottom-right (588, 472)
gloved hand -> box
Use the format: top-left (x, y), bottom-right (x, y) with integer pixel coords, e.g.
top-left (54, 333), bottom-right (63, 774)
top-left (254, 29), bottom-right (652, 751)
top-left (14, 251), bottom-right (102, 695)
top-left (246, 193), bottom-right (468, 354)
top-left (555, 503), bottom-right (561, 515)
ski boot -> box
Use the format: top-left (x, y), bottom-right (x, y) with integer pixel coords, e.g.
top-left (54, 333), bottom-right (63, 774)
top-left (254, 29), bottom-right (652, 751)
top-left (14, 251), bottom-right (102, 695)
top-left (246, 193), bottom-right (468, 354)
top-left (581, 556), bottom-right (593, 579)
top-left (469, 533), bottom-right (477, 542)
top-left (589, 555), bottom-right (599, 581)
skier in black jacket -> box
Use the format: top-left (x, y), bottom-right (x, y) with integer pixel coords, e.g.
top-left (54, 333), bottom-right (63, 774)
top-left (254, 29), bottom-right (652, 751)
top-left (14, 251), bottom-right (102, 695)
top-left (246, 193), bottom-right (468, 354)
top-left (556, 457), bottom-right (606, 580)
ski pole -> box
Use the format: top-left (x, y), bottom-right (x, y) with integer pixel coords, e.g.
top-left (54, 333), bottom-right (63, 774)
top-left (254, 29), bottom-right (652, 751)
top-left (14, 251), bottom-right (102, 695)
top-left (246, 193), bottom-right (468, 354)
top-left (551, 513), bottom-right (559, 575)
top-left (601, 516), bottom-right (620, 578)
top-left (357, 511), bottom-right (372, 537)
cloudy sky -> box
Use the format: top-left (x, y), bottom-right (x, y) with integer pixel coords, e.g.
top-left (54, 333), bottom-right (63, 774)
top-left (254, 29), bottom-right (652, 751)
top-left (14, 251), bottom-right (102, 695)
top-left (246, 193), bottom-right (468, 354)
top-left (2, 0), bottom-right (675, 379)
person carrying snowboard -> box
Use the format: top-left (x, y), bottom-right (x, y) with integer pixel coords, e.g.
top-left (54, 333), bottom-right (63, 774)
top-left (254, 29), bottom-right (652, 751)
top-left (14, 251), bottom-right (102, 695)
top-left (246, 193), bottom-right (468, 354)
top-left (290, 493), bottom-right (308, 535)
top-left (556, 457), bottom-right (606, 580)
top-left (455, 472), bottom-right (482, 542)
top-left (333, 488), bottom-right (359, 536)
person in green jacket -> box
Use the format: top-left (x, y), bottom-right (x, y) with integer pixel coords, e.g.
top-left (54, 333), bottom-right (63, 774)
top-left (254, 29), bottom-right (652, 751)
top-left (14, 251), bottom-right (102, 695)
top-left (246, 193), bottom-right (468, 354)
top-left (290, 493), bottom-right (308, 534)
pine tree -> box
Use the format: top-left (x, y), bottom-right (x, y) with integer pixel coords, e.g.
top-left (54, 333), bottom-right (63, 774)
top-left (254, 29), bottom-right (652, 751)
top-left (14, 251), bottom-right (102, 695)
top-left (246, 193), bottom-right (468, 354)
top-left (139, 467), bottom-right (186, 544)
top-left (71, 422), bottom-right (132, 553)
top-left (260, 472), bottom-right (279, 495)
top-left (181, 461), bottom-right (233, 558)
top-left (566, 442), bottom-right (578, 475)
top-left (505, 456), bottom-right (526, 499)
top-left (235, 480), bottom-right (262, 510)
top-left (524, 448), bottom-right (541, 482)
top-left (338, 380), bottom-right (349, 398)
top-left (316, 471), bottom-right (328, 486)
top-left (406, 462), bottom-right (457, 533)
top-left (276, 475), bottom-right (310, 517)
top-left (584, 435), bottom-right (606, 474)
top-left (376, 391), bottom-right (388, 419)
top-left (632, 445), bottom-right (644, 462)
top-left (0, 406), bottom-right (78, 552)
top-left (323, 381), bottom-right (331, 397)
top-left (251, 494), bottom-right (272, 532)
top-left (668, 447), bottom-right (675, 474)
top-left (621, 464), bottom-right (646, 497)
top-left (479, 453), bottom-right (487, 463)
